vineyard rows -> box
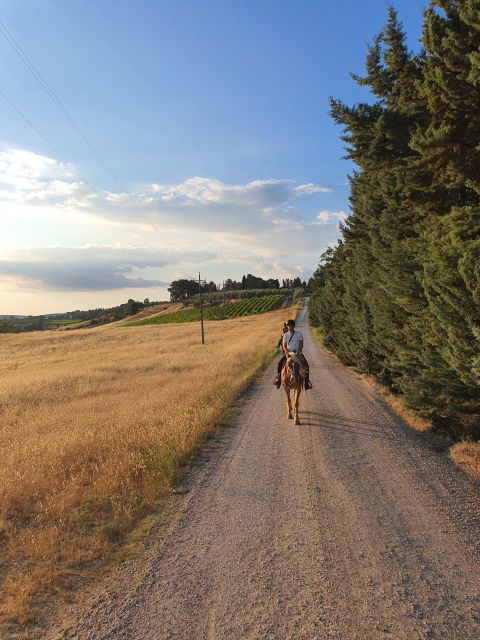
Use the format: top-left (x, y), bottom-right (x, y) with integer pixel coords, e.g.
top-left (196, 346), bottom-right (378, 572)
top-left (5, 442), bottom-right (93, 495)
top-left (126, 295), bottom-right (284, 326)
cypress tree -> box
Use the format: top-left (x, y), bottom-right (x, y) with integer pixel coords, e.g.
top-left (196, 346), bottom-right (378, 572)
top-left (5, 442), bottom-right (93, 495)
top-left (327, 7), bottom-right (427, 384)
top-left (409, 0), bottom-right (480, 424)
top-left (310, 1), bottom-right (480, 432)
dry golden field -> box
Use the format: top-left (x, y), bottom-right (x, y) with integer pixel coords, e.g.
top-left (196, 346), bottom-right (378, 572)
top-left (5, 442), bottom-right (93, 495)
top-left (0, 309), bottom-right (286, 629)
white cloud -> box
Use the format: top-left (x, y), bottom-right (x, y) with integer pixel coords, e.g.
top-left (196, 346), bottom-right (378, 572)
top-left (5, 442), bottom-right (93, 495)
top-left (313, 209), bottom-right (348, 226)
top-left (0, 149), bottom-right (92, 210)
top-left (0, 150), bottom-right (331, 235)
top-left (149, 177), bottom-right (331, 205)
top-left (293, 183), bottom-right (332, 195)
top-left (0, 148), bottom-right (74, 191)
top-left (316, 210), bottom-right (330, 224)
top-left (1, 149), bottom-right (342, 255)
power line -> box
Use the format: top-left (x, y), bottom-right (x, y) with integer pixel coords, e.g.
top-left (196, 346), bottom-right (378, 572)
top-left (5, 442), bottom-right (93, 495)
top-left (0, 87), bottom-right (199, 283)
top-left (0, 88), bottom-right (140, 232)
top-left (0, 88), bottom-right (115, 210)
top-left (0, 18), bottom-right (175, 251)
top-left (0, 89), bottom-right (67, 163)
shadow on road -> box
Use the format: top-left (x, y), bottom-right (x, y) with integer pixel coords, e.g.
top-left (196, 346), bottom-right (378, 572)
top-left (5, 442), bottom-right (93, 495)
top-left (298, 411), bottom-right (394, 439)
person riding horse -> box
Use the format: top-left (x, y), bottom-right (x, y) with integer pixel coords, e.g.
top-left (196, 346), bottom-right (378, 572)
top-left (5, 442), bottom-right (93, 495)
top-left (277, 322), bottom-right (289, 348)
top-left (273, 319), bottom-right (312, 389)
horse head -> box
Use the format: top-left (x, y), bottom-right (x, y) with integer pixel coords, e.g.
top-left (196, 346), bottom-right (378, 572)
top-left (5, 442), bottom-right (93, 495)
top-left (284, 352), bottom-right (302, 387)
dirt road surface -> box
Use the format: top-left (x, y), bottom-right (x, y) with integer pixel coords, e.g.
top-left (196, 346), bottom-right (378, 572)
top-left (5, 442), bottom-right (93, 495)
top-left (47, 307), bottom-right (479, 640)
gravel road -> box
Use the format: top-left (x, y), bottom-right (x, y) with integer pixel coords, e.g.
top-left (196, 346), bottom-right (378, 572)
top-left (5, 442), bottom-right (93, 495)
top-left (46, 307), bottom-right (479, 640)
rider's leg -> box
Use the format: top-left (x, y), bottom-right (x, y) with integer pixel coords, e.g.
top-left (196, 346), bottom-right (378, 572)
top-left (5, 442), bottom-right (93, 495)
top-left (273, 356), bottom-right (286, 388)
top-left (299, 355), bottom-right (312, 389)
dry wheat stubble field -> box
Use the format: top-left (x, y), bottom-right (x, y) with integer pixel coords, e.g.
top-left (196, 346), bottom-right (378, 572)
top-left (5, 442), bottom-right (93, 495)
top-left (0, 308), bottom-right (286, 632)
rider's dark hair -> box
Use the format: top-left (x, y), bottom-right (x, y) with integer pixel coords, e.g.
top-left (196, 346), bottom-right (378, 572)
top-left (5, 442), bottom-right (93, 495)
top-left (287, 319), bottom-right (295, 326)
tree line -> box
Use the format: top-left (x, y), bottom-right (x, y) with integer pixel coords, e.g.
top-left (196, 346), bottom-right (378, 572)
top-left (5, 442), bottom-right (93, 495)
top-left (309, 2), bottom-right (479, 437)
top-left (168, 274), bottom-right (307, 301)
top-left (0, 298), bottom-right (155, 333)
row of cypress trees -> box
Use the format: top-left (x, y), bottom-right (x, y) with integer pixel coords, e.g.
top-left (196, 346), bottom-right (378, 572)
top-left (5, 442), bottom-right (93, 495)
top-left (309, 1), bottom-right (480, 436)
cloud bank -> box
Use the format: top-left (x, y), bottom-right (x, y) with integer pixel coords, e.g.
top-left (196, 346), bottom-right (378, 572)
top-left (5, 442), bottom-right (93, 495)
top-left (1, 148), bottom-right (347, 295)
top-left (0, 246), bottom-right (216, 292)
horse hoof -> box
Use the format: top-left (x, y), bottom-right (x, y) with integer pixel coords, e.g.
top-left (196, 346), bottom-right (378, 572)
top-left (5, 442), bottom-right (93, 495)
top-left (295, 419), bottom-right (300, 425)
top-left (288, 414), bottom-right (293, 420)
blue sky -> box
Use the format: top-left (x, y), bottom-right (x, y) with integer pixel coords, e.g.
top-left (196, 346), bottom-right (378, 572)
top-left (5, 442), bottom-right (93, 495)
top-left (0, 0), bottom-right (426, 314)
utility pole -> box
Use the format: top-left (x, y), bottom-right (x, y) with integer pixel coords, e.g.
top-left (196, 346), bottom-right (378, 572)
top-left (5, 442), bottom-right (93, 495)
top-left (198, 272), bottom-right (205, 345)
top-left (222, 280), bottom-right (226, 305)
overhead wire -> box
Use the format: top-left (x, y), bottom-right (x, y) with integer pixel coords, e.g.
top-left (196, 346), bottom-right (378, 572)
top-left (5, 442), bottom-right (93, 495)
top-left (0, 87), bottom-right (144, 241)
top-left (0, 87), bottom-right (126, 216)
top-left (0, 87), bottom-right (200, 283)
top-left (0, 88), bottom-right (67, 163)
top-left (0, 18), bottom-right (176, 252)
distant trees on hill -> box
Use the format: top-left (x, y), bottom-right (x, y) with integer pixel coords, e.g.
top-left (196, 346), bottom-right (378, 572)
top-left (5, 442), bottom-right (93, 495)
top-left (0, 316), bottom-right (46, 333)
top-left (241, 274), bottom-right (279, 290)
top-left (2, 270), bottom-right (310, 331)
top-left (62, 299), bottom-right (151, 321)
top-left (222, 275), bottom-right (280, 290)
top-left (0, 299), bottom-right (157, 333)
top-left (167, 274), bottom-right (307, 301)
top-left (309, 3), bottom-right (480, 436)
top-left (282, 277), bottom-right (305, 289)
top-left (168, 279), bottom-right (217, 301)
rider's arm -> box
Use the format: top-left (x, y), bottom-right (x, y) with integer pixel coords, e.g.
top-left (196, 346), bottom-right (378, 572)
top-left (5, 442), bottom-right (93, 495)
top-left (297, 339), bottom-right (303, 354)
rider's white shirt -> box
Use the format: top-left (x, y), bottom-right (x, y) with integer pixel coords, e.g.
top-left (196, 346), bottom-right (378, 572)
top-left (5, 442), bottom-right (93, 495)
top-left (283, 330), bottom-right (303, 352)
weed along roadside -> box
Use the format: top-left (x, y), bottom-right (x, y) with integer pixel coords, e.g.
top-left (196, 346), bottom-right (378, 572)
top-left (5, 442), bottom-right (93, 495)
top-left (0, 307), bottom-right (291, 634)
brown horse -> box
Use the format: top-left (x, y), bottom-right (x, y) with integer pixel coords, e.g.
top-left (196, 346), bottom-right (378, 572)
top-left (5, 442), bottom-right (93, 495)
top-left (281, 352), bottom-right (304, 424)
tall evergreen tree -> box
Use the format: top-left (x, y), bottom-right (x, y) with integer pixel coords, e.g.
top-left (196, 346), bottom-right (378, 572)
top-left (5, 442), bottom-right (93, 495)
top-left (327, 7), bottom-right (427, 384)
top-left (409, 0), bottom-right (480, 422)
top-left (310, 2), bottom-right (480, 431)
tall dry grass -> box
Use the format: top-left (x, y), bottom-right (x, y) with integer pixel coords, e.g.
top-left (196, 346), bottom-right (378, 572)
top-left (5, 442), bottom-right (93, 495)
top-left (0, 310), bottom-right (285, 629)
top-left (450, 441), bottom-right (480, 478)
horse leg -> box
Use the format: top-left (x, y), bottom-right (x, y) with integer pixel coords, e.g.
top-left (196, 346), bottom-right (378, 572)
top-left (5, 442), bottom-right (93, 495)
top-left (294, 387), bottom-right (301, 425)
top-left (284, 387), bottom-right (293, 419)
